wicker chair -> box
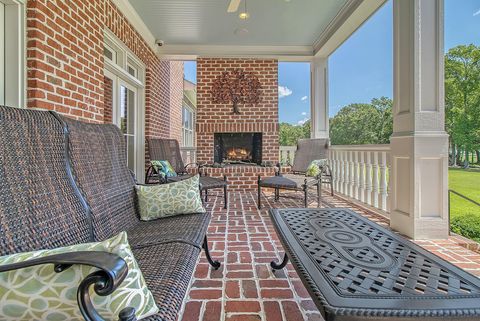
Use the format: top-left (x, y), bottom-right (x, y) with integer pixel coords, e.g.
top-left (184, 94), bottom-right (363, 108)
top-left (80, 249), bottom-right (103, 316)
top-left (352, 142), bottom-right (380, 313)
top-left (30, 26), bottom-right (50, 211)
top-left (146, 138), bottom-right (228, 209)
top-left (258, 138), bottom-right (333, 208)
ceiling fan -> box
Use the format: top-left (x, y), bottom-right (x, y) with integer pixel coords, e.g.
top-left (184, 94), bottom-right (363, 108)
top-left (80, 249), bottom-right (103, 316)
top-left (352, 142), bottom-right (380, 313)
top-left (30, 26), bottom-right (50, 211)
top-left (227, 0), bottom-right (249, 19)
top-left (227, 0), bottom-right (242, 13)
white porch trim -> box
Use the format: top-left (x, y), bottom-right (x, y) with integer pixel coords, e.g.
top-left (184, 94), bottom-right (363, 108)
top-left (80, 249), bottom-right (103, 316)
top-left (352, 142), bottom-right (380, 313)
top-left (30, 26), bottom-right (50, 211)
top-left (111, 0), bottom-right (157, 52)
top-left (311, 57), bottom-right (329, 139)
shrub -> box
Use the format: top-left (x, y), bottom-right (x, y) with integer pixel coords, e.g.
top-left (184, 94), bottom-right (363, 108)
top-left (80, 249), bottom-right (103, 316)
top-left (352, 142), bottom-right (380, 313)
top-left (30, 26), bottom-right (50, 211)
top-left (451, 212), bottom-right (480, 243)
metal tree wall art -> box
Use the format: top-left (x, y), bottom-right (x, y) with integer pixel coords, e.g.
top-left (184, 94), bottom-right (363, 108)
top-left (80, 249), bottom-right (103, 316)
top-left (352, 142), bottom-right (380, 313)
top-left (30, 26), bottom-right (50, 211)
top-left (211, 68), bottom-right (262, 114)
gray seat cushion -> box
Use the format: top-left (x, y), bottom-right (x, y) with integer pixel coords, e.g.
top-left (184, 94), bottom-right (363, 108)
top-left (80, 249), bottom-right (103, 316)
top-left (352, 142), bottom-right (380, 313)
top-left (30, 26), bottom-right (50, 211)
top-left (133, 242), bottom-right (200, 321)
top-left (127, 213), bottom-right (210, 249)
top-left (167, 174), bottom-right (193, 183)
top-left (282, 173), bottom-right (319, 188)
top-left (260, 174), bottom-right (318, 189)
top-left (167, 175), bottom-right (226, 190)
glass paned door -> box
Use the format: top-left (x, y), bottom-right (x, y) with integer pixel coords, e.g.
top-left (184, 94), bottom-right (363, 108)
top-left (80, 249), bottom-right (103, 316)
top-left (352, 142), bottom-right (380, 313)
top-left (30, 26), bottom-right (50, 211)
top-left (119, 83), bottom-right (137, 172)
top-left (0, 2), bottom-right (5, 105)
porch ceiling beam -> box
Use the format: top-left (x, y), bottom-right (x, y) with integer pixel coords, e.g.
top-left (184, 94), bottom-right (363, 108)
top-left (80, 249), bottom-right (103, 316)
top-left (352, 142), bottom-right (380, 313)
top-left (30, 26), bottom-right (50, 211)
top-left (156, 45), bottom-right (314, 61)
top-left (314, 0), bottom-right (387, 58)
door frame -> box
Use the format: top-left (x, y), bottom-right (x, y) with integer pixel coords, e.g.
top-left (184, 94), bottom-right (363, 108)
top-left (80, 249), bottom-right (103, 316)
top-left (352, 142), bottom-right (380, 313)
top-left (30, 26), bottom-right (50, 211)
top-left (103, 31), bottom-right (146, 182)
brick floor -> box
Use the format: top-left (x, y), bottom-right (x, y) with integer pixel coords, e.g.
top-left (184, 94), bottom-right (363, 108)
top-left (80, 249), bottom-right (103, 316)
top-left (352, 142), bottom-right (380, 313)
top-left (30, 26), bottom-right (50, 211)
top-left (179, 189), bottom-right (480, 321)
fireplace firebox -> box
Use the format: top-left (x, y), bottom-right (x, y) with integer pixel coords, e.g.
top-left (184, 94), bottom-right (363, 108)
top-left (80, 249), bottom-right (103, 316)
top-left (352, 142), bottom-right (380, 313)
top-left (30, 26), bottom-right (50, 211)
top-left (214, 133), bottom-right (262, 165)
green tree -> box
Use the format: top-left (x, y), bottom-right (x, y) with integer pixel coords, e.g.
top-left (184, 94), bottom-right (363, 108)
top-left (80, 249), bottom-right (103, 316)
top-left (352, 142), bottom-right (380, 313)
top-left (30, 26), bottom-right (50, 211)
top-left (329, 97), bottom-right (393, 145)
top-left (279, 121), bottom-right (310, 146)
top-left (445, 44), bottom-right (480, 165)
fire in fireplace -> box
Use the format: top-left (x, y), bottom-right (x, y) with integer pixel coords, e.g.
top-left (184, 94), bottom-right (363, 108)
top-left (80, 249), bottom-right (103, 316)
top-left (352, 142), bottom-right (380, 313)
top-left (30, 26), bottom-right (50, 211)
top-left (214, 133), bottom-right (262, 165)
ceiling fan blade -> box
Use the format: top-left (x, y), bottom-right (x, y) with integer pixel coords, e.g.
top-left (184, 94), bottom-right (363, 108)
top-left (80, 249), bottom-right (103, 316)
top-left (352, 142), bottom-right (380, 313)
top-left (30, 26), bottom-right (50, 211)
top-left (227, 0), bottom-right (241, 13)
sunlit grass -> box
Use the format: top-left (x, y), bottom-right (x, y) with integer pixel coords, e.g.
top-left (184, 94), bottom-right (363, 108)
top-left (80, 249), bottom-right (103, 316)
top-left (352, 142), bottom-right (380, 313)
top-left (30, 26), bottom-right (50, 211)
top-left (449, 168), bottom-right (480, 242)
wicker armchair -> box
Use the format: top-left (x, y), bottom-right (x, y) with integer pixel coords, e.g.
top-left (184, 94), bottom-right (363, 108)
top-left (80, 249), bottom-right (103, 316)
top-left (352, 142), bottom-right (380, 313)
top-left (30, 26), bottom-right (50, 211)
top-left (258, 138), bottom-right (333, 208)
top-left (146, 138), bottom-right (228, 209)
top-left (145, 138), bottom-right (200, 183)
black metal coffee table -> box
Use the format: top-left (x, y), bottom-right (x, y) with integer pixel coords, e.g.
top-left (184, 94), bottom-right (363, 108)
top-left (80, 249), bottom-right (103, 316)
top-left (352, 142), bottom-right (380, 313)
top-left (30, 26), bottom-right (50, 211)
top-left (270, 208), bottom-right (480, 321)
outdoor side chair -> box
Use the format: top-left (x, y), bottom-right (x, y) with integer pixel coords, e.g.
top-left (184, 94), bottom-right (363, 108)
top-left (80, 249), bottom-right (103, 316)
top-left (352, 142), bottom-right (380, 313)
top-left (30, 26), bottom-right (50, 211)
top-left (258, 138), bottom-right (334, 208)
top-left (146, 138), bottom-right (228, 209)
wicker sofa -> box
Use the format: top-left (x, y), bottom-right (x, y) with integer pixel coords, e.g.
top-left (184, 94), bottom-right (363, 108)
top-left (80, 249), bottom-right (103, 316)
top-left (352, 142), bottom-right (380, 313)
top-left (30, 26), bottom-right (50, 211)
top-left (0, 106), bottom-right (219, 321)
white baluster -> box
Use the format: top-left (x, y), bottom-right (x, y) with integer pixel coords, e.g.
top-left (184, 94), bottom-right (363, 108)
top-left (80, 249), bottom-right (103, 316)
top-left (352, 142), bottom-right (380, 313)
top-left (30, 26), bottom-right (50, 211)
top-left (386, 153), bottom-right (392, 213)
top-left (339, 151), bottom-right (345, 194)
top-left (365, 151), bottom-right (372, 206)
top-left (352, 151), bottom-right (359, 199)
top-left (343, 151), bottom-right (349, 195)
top-left (372, 151), bottom-right (379, 208)
top-left (358, 151), bottom-right (365, 202)
top-left (379, 151), bottom-right (388, 211)
top-left (349, 151), bottom-right (355, 197)
top-left (332, 150), bottom-right (339, 192)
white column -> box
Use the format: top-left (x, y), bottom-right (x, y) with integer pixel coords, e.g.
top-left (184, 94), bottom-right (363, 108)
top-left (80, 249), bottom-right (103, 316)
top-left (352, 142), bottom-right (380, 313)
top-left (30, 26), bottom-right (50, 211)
top-left (311, 57), bottom-right (329, 139)
top-left (390, 0), bottom-right (449, 239)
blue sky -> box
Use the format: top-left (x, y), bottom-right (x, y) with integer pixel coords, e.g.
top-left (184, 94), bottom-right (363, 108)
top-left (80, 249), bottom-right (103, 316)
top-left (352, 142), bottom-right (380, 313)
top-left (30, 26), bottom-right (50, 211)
top-left (184, 0), bottom-right (480, 124)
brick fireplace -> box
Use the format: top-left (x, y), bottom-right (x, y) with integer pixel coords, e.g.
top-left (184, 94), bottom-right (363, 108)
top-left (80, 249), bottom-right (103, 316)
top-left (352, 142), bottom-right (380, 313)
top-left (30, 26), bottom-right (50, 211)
top-left (196, 58), bottom-right (280, 190)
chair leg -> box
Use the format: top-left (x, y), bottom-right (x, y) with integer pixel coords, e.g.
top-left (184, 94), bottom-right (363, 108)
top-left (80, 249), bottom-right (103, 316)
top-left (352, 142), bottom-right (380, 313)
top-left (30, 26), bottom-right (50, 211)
top-left (257, 175), bottom-right (262, 209)
top-left (271, 253), bottom-right (289, 271)
top-left (317, 180), bottom-right (321, 208)
top-left (203, 235), bottom-right (221, 270)
top-left (304, 187), bottom-right (308, 208)
top-left (224, 175), bottom-right (228, 209)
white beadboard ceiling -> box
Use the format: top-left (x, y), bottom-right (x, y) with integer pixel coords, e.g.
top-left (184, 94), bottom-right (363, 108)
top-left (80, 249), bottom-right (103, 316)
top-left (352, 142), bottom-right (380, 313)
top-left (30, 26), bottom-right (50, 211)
top-left (128, 0), bottom-right (349, 46)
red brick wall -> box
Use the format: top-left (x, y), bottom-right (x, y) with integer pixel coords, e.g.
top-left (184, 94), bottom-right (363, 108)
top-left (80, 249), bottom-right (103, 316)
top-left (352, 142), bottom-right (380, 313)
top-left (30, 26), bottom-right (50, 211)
top-left (196, 58), bottom-right (279, 164)
top-left (169, 61), bottom-right (184, 143)
top-left (26, 0), bottom-right (105, 121)
top-left (26, 0), bottom-right (174, 141)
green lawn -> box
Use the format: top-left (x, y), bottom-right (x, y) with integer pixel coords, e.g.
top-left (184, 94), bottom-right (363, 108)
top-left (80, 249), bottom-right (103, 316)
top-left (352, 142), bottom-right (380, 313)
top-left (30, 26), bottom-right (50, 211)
top-left (449, 168), bottom-right (480, 242)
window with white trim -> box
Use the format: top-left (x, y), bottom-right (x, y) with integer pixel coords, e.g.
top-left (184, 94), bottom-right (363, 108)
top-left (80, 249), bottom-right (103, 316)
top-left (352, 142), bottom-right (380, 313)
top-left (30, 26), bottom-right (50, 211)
top-left (182, 105), bottom-right (194, 147)
top-left (103, 30), bottom-right (146, 181)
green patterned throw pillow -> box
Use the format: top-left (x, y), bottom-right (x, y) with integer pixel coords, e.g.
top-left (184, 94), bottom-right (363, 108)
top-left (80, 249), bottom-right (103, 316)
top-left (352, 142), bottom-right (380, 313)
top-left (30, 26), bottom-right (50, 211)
top-left (0, 232), bottom-right (158, 321)
top-left (151, 160), bottom-right (177, 177)
top-left (306, 159), bottom-right (328, 177)
top-left (136, 174), bottom-right (206, 220)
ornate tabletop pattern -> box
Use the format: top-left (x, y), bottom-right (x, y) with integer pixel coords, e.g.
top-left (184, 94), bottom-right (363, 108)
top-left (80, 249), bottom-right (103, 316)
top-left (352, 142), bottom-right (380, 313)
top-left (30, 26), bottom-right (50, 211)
top-left (271, 208), bottom-right (480, 320)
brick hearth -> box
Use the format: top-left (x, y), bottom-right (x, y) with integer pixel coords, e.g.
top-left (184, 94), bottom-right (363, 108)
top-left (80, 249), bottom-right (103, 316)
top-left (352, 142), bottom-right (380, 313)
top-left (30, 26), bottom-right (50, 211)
top-left (196, 58), bottom-right (279, 189)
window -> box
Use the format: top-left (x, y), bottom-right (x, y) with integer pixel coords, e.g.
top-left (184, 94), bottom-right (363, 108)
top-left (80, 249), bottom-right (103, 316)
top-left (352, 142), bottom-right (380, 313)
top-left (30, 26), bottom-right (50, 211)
top-left (104, 44), bottom-right (117, 64)
top-left (0, 0), bottom-right (25, 107)
top-left (104, 30), bottom-right (145, 181)
top-left (182, 106), bottom-right (194, 147)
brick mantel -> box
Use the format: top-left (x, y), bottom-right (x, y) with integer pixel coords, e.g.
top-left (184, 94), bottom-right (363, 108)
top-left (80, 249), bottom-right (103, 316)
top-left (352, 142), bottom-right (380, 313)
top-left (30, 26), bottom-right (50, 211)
top-left (196, 58), bottom-right (279, 165)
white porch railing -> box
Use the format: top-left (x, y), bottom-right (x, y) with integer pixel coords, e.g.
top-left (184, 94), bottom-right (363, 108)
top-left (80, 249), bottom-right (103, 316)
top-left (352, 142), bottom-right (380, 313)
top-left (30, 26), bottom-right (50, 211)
top-left (279, 144), bottom-right (391, 213)
top-left (180, 146), bottom-right (197, 165)
top-left (329, 145), bottom-right (391, 213)
top-left (279, 146), bottom-right (297, 165)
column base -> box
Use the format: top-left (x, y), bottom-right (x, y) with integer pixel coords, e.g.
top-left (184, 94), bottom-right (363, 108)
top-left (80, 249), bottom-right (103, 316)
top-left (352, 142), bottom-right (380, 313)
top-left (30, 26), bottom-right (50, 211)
top-left (389, 133), bottom-right (449, 240)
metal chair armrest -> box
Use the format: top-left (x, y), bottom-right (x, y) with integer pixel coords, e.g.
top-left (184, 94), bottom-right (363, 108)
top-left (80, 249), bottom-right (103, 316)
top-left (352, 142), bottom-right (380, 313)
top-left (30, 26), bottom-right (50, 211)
top-left (0, 251), bottom-right (136, 321)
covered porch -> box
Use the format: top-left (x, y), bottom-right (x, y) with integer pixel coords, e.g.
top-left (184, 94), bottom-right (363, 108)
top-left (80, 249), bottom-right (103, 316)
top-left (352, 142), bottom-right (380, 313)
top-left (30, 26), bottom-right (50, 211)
top-left (1, 0), bottom-right (476, 321)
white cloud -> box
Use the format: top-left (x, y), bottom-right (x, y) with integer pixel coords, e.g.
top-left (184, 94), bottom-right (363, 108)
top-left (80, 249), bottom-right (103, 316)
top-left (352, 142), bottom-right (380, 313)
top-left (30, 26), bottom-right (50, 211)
top-left (298, 118), bottom-right (309, 125)
top-left (474, 8), bottom-right (480, 16)
top-left (278, 85), bottom-right (293, 98)
top-left (301, 96), bottom-right (308, 101)
top-left (301, 112), bottom-right (307, 116)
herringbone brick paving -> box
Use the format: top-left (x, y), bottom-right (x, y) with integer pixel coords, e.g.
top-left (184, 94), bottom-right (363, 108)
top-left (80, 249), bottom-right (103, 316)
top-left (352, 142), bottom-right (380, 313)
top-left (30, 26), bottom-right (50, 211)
top-left (179, 189), bottom-right (480, 321)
